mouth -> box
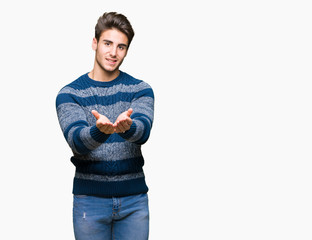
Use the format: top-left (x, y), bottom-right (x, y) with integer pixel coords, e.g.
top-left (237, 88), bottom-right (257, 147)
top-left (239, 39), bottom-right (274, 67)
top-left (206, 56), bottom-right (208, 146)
top-left (106, 58), bottom-right (118, 65)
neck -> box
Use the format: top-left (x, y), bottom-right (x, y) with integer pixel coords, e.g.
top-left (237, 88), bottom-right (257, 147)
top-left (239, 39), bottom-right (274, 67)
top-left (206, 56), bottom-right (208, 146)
top-left (88, 66), bottom-right (120, 82)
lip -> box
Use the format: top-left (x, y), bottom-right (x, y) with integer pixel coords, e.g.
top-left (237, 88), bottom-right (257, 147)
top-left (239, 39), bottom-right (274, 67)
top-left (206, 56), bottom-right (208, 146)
top-left (106, 58), bottom-right (117, 65)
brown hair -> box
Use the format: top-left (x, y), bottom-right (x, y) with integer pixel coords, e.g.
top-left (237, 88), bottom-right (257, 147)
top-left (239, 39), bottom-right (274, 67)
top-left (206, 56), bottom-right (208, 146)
top-left (95, 12), bottom-right (135, 47)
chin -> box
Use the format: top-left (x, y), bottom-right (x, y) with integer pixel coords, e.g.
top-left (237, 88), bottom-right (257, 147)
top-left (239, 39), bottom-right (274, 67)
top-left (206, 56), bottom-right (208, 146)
top-left (105, 63), bottom-right (122, 73)
top-left (104, 66), bottom-right (118, 73)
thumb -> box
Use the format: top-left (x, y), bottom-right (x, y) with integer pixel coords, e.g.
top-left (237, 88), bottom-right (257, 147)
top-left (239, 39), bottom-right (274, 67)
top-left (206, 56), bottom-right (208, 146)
top-left (91, 110), bottom-right (100, 120)
top-left (127, 108), bottom-right (133, 117)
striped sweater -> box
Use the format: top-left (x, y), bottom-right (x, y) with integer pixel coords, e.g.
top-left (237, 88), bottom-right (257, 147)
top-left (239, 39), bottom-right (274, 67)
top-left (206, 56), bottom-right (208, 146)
top-left (56, 71), bottom-right (154, 197)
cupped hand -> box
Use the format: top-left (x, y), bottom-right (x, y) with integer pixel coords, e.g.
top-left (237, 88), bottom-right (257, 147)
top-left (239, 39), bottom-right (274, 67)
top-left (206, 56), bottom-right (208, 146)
top-left (91, 109), bottom-right (133, 134)
top-left (91, 110), bottom-right (115, 134)
top-left (113, 108), bottom-right (133, 133)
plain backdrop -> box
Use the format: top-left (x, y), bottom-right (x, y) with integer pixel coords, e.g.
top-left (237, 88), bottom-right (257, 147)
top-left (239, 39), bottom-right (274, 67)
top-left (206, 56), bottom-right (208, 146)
top-left (1, 0), bottom-right (312, 239)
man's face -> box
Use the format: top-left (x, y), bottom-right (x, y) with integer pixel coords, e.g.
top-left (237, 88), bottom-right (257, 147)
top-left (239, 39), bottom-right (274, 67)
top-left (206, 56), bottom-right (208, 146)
top-left (92, 28), bottom-right (129, 73)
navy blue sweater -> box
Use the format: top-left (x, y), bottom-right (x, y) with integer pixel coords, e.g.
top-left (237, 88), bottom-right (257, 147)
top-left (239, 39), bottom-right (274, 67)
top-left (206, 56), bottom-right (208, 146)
top-left (56, 71), bottom-right (154, 197)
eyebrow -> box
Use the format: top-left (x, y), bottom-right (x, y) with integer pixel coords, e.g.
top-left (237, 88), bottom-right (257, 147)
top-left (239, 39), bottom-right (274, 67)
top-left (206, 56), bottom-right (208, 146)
top-left (103, 39), bottom-right (128, 48)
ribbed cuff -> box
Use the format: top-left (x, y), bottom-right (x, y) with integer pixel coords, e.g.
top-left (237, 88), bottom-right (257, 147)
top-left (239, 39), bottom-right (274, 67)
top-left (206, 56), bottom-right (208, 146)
top-left (90, 125), bottom-right (110, 143)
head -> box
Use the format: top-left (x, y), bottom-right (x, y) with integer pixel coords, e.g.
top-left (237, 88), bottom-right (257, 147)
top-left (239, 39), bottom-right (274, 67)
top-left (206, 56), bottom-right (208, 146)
top-left (95, 12), bottom-right (135, 47)
top-left (92, 12), bottom-right (135, 75)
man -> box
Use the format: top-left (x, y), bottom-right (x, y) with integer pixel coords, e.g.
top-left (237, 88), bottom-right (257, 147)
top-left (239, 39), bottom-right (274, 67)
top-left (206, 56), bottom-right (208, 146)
top-left (56, 12), bottom-right (154, 240)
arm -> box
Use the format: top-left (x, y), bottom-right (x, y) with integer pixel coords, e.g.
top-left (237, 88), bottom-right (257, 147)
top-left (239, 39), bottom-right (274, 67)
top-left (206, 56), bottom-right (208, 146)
top-left (56, 91), bottom-right (112, 155)
top-left (117, 85), bottom-right (154, 145)
top-left (113, 108), bottom-right (133, 133)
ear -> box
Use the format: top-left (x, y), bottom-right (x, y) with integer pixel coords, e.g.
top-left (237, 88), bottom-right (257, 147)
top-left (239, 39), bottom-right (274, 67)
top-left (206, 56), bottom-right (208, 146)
top-left (92, 37), bottom-right (98, 51)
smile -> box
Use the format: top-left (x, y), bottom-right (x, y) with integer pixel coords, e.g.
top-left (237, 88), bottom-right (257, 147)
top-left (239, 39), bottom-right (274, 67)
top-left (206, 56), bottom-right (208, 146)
top-left (106, 58), bottom-right (117, 64)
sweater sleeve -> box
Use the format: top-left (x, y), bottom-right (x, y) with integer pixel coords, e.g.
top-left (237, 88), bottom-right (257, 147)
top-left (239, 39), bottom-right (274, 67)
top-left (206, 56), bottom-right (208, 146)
top-left (56, 89), bottom-right (110, 155)
top-left (118, 83), bottom-right (154, 145)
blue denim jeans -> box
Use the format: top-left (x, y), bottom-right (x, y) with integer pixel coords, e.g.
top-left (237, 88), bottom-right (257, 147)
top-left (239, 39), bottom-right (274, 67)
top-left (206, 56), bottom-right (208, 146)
top-left (73, 193), bottom-right (149, 240)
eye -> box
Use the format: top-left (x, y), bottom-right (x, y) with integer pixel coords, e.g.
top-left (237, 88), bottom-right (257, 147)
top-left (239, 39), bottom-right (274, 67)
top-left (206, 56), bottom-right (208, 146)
top-left (118, 46), bottom-right (125, 50)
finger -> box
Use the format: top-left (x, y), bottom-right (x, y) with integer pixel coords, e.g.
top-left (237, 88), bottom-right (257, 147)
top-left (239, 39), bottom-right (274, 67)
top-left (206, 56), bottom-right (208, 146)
top-left (97, 124), bottom-right (107, 132)
top-left (117, 120), bottom-right (130, 133)
top-left (126, 108), bottom-right (133, 117)
top-left (98, 121), bottom-right (110, 128)
top-left (126, 118), bottom-right (132, 126)
top-left (106, 125), bottom-right (115, 134)
top-left (91, 110), bottom-right (100, 120)
top-left (113, 122), bottom-right (120, 133)
top-left (100, 123), bottom-right (114, 134)
top-left (115, 126), bottom-right (123, 133)
top-left (119, 120), bottom-right (129, 130)
top-left (113, 121), bottom-right (124, 133)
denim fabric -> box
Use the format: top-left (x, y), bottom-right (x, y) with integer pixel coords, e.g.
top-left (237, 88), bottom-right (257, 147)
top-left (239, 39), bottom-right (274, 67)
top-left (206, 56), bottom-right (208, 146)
top-left (73, 193), bottom-right (149, 240)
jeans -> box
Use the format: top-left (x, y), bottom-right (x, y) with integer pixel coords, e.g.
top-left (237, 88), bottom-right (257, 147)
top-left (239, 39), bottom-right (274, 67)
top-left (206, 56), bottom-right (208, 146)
top-left (73, 193), bottom-right (149, 240)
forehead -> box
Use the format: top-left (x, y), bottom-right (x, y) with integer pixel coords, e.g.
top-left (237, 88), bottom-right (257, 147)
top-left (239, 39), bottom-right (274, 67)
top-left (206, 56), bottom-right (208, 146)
top-left (99, 28), bottom-right (128, 45)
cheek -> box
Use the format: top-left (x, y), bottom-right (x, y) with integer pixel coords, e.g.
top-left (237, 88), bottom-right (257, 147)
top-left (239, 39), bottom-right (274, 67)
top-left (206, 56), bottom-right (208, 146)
top-left (96, 48), bottom-right (107, 58)
top-left (118, 51), bottom-right (127, 59)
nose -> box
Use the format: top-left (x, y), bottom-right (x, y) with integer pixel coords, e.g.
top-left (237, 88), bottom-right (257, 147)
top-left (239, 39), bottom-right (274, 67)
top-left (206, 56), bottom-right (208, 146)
top-left (110, 46), bottom-right (117, 57)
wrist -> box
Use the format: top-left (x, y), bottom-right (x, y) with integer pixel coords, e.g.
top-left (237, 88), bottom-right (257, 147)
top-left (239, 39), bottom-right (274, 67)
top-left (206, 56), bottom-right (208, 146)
top-left (90, 125), bottom-right (110, 142)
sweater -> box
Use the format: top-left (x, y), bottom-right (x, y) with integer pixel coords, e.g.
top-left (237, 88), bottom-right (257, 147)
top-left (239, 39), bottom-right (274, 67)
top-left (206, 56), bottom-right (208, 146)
top-left (56, 71), bottom-right (154, 197)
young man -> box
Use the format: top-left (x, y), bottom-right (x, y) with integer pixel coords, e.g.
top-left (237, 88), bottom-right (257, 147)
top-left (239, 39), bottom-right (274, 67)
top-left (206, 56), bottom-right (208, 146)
top-left (56, 12), bottom-right (154, 240)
